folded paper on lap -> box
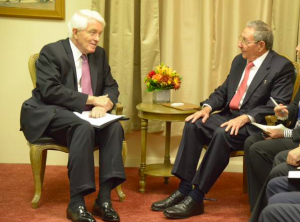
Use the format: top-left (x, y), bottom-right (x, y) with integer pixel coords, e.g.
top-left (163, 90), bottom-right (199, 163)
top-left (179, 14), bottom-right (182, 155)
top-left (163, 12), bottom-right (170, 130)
top-left (73, 111), bottom-right (124, 129)
top-left (251, 122), bottom-right (288, 133)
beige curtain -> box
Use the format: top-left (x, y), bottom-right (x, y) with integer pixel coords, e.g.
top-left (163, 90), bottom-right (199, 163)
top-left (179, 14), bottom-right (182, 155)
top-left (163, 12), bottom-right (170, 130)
top-left (92, 0), bottom-right (300, 134)
top-left (92, 0), bottom-right (161, 132)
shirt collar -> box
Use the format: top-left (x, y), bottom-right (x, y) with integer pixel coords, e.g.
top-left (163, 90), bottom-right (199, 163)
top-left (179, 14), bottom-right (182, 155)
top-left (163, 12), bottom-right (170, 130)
top-left (251, 50), bottom-right (269, 69)
top-left (69, 39), bottom-right (83, 62)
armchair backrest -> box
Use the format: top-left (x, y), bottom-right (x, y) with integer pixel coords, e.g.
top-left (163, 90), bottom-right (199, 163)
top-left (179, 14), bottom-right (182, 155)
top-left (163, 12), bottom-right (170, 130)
top-left (281, 55), bottom-right (300, 101)
top-left (291, 60), bottom-right (300, 101)
top-left (28, 53), bottom-right (39, 88)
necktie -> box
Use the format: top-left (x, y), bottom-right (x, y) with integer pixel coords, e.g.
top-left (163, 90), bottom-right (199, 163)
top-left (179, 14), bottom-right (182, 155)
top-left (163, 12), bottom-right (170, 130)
top-left (81, 54), bottom-right (93, 96)
top-left (229, 61), bottom-right (254, 110)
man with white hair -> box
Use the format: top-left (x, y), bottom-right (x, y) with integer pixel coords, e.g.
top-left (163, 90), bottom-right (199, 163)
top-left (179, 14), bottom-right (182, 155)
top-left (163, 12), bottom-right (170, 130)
top-left (20, 10), bottom-right (125, 222)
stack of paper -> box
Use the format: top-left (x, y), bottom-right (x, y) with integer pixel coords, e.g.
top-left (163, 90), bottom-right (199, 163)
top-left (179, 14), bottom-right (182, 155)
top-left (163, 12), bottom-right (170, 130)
top-left (73, 111), bottom-right (124, 129)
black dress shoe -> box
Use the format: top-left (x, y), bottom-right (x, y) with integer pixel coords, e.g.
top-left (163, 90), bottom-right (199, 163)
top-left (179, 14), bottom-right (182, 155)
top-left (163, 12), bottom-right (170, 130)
top-left (93, 201), bottom-right (120, 222)
top-left (151, 190), bottom-right (186, 211)
top-left (67, 206), bottom-right (96, 222)
top-left (163, 196), bottom-right (204, 219)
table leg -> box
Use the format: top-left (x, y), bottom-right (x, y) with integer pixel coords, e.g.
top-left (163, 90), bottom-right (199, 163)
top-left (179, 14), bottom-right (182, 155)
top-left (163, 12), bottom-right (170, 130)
top-left (164, 122), bottom-right (171, 184)
top-left (139, 118), bottom-right (148, 193)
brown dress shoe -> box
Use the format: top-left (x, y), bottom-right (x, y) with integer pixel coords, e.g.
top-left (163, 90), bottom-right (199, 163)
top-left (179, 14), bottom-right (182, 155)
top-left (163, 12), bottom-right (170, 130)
top-left (151, 190), bottom-right (186, 211)
top-left (93, 201), bottom-right (120, 222)
top-left (66, 206), bottom-right (96, 222)
top-left (163, 196), bottom-right (204, 219)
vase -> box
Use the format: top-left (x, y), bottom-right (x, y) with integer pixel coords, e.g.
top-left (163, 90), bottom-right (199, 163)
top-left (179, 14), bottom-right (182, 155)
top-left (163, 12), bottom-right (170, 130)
top-left (153, 90), bottom-right (170, 104)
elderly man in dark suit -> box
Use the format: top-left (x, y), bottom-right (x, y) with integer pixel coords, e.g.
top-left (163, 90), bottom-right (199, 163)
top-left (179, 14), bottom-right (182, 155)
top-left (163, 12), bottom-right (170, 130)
top-left (151, 20), bottom-right (294, 219)
top-left (20, 10), bottom-right (124, 222)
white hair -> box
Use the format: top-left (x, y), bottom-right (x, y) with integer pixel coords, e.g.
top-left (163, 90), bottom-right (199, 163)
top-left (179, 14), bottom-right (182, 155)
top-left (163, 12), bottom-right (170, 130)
top-left (68, 9), bottom-right (106, 38)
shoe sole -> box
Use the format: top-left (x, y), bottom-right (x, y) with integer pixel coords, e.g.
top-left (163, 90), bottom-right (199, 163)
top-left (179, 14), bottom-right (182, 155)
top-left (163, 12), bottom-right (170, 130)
top-left (151, 207), bottom-right (165, 212)
top-left (163, 211), bottom-right (204, 219)
top-left (92, 210), bottom-right (120, 222)
top-left (66, 213), bottom-right (74, 221)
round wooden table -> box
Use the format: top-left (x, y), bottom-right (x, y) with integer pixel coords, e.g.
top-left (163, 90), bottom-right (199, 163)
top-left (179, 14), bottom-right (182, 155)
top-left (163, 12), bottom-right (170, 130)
top-left (136, 102), bottom-right (198, 193)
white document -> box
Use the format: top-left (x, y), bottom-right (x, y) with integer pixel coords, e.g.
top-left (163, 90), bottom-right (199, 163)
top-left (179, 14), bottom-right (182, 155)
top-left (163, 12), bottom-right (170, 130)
top-left (288, 171), bottom-right (300, 178)
top-left (251, 122), bottom-right (288, 133)
top-left (73, 111), bottom-right (123, 129)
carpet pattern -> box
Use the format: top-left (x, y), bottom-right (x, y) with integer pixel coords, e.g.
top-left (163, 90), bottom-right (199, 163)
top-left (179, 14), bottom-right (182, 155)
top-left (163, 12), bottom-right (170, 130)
top-left (0, 164), bottom-right (250, 222)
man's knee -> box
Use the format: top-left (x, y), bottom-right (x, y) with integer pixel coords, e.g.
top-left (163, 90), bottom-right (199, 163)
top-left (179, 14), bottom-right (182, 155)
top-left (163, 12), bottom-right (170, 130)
top-left (244, 135), bottom-right (260, 152)
top-left (248, 143), bottom-right (262, 159)
top-left (107, 121), bottom-right (124, 138)
top-left (212, 127), bottom-right (228, 137)
top-left (71, 120), bottom-right (95, 137)
top-left (184, 120), bottom-right (201, 131)
top-left (259, 204), bottom-right (280, 222)
top-left (273, 151), bottom-right (288, 166)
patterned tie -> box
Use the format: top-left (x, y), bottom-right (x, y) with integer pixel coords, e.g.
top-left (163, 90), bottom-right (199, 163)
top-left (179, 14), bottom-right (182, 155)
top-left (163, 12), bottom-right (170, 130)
top-left (81, 54), bottom-right (93, 96)
top-left (229, 61), bottom-right (254, 110)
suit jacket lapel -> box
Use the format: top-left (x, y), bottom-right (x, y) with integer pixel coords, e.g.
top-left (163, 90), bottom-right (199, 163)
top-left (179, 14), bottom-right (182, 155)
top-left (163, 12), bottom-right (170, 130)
top-left (229, 58), bottom-right (247, 100)
top-left (88, 53), bottom-right (98, 95)
top-left (241, 50), bottom-right (273, 107)
top-left (62, 38), bottom-right (78, 91)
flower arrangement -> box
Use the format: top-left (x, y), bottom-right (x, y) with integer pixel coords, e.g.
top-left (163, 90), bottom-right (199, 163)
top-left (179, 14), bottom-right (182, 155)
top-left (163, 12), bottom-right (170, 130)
top-left (145, 63), bottom-right (182, 92)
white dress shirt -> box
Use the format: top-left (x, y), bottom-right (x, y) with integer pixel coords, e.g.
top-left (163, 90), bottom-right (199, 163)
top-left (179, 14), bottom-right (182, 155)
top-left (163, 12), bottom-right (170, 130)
top-left (69, 39), bottom-right (84, 92)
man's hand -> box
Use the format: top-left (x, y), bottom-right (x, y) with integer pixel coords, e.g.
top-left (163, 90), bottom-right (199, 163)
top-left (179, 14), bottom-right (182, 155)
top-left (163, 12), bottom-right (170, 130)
top-left (220, 114), bottom-right (250, 136)
top-left (263, 129), bottom-right (284, 140)
top-left (287, 147), bottom-right (300, 166)
top-left (185, 106), bottom-right (211, 123)
top-left (274, 104), bottom-right (288, 118)
top-left (89, 106), bottom-right (106, 118)
top-left (88, 94), bottom-right (113, 111)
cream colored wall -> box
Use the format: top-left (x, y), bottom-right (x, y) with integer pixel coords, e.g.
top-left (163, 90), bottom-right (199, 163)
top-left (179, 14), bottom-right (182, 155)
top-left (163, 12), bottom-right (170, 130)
top-left (0, 0), bottom-right (242, 172)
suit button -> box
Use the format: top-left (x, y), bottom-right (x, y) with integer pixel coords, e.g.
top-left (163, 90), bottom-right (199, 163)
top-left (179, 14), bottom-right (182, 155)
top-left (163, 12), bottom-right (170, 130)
top-left (53, 109), bottom-right (57, 113)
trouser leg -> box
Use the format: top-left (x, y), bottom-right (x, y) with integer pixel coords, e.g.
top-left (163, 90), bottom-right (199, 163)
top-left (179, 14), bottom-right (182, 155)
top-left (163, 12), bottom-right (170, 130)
top-left (245, 137), bottom-right (297, 210)
top-left (45, 110), bottom-right (96, 197)
top-left (172, 113), bottom-right (228, 182)
top-left (259, 177), bottom-right (300, 222)
top-left (250, 150), bottom-right (297, 222)
top-left (259, 204), bottom-right (300, 222)
top-left (95, 121), bottom-right (126, 189)
top-left (244, 133), bottom-right (264, 206)
top-left (267, 176), bottom-right (300, 201)
top-left (192, 125), bottom-right (249, 193)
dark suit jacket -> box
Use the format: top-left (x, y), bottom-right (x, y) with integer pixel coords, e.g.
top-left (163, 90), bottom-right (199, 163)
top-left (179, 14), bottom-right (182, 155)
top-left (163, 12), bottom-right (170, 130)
top-left (201, 50), bottom-right (294, 135)
top-left (284, 88), bottom-right (300, 141)
top-left (20, 38), bottom-right (119, 143)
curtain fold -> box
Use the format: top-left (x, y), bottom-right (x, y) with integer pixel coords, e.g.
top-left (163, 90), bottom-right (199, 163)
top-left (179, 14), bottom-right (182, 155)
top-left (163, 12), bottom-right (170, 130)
top-left (92, 0), bottom-right (161, 132)
top-left (92, 0), bottom-right (300, 134)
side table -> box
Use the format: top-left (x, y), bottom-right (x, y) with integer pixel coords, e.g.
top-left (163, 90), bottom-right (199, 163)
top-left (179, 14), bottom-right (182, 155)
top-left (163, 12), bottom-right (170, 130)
top-left (136, 103), bottom-right (198, 193)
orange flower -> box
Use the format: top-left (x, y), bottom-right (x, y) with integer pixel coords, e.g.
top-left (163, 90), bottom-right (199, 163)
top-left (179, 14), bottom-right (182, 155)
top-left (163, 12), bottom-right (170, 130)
top-left (173, 76), bottom-right (181, 90)
top-left (152, 74), bottom-right (162, 81)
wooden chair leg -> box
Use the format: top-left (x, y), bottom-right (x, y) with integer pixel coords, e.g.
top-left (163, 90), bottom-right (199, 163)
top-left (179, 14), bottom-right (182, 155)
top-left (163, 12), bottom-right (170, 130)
top-left (29, 145), bottom-right (44, 208)
top-left (41, 150), bottom-right (47, 187)
top-left (116, 185), bottom-right (126, 202)
top-left (115, 140), bottom-right (127, 201)
top-left (243, 155), bottom-right (248, 193)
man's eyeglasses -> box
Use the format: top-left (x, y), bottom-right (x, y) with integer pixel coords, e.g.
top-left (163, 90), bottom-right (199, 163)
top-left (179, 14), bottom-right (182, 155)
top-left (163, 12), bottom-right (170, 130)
top-left (238, 36), bottom-right (258, 45)
top-left (87, 30), bottom-right (102, 38)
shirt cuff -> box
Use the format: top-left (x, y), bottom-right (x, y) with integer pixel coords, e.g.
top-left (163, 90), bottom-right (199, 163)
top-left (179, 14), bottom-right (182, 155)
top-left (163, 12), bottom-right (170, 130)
top-left (202, 104), bottom-right (212, 112)
top-left (284, 129), bottom-right (293, 138)
top-left (247, 115), bottom-right (256, 123)
top-left (276, 114), bottom-right (289, 121)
